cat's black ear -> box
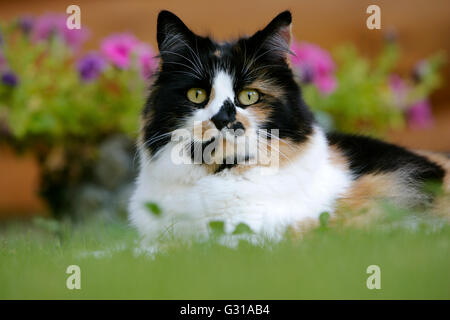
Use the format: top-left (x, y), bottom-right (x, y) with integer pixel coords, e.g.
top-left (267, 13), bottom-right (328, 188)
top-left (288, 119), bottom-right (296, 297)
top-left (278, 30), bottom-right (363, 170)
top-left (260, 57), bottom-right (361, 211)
top-left (156, 10), bottom-right (195, 52)
top-left (251, 10), bottom-right (293, 58)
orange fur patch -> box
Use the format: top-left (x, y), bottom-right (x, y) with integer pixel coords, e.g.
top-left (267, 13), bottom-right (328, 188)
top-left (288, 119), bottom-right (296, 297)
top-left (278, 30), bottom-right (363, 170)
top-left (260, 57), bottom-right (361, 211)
top-left (235, 111), bottom-right (251, 129)
top-left (334, 172), bottom-right (420, 227)
top-left (328, 145), bottom-right (349, 170)
top-left (247, 103), bottom-right (270, 125)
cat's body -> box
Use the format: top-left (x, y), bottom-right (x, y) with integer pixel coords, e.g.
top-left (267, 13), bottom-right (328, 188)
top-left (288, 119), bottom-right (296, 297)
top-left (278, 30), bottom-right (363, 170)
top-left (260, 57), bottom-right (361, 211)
top-left (129, 10), bottom-right (449, 242)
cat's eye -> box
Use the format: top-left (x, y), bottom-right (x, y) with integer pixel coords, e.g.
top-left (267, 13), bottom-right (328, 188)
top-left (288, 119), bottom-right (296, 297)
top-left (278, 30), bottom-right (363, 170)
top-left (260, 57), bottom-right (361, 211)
top-left (187, 88), bottom-right (207, 104)
top-left (238, 89), bottom-right (260, 106)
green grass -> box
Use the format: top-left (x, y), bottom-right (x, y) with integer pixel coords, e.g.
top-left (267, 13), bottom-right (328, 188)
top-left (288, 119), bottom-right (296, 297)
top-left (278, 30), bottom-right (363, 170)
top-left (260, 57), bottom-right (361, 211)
top-left (0, 211), bottom-right (449, 299)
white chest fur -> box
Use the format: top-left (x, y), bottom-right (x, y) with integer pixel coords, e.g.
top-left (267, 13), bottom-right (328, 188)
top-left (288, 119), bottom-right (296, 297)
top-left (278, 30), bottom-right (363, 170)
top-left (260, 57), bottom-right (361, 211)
top-left (129, 127), bottom-right (352, 241)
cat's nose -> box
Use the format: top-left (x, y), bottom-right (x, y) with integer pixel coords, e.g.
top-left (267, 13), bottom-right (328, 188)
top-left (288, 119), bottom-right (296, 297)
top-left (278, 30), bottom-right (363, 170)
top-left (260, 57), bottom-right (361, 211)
top-left (211, 99), bottom-right (236, 130)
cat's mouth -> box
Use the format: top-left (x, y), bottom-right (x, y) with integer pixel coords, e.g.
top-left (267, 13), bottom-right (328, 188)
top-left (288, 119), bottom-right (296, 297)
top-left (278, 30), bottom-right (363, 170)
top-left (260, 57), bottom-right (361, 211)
top-left (188, 133), bottom-right (256, 165)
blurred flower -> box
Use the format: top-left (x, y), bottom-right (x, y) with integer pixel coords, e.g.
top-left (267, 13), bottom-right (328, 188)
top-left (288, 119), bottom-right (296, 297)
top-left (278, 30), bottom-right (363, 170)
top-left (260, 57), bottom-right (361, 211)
top-left (412, 60), bottom-right (430, 83)
top-left (290, 41), bottom-right (337, 94)
top-left (407, 99), bottom-right (433, 129)
top-left (133, 43), bottom-right (158, 78)
top-left (31, 13), bottom-right (88, 50)
top-left (100, 33), bottom-right (139, 69)
top-left (101, 33), bottom-right (157, 78)
top-left (384, 28), bottom-right (398, 44)
top-left (77, 52), bottom-right (106, 82)
top-left (388, 74), bottom-right (410, 109)
top-left (18, 16), bottom-right (35, 35)
top-left (1, 71), bottom-right (19, 87)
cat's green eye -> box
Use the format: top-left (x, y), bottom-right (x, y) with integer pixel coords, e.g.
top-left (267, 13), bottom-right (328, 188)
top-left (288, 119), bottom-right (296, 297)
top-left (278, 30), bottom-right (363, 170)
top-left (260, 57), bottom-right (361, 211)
top-left (238, 89), bottom-right (260, 106)
top-left (187, 88), bottom-right (207, 104)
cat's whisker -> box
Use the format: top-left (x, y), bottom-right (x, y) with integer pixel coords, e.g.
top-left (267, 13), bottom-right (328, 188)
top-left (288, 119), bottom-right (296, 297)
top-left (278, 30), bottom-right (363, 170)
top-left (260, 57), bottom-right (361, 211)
top-left (162, 61), bottom-right (203, 77)
top-left (159, 50), bottom-right (203, 75)
top-left (172, 71), bottom-right (202, 80)
top-left (257, 138), bottom-right (293, 166)
top-left (257, 130), bottom-right (297, 151)
top-left (178, 38), bottom-right (204, 73)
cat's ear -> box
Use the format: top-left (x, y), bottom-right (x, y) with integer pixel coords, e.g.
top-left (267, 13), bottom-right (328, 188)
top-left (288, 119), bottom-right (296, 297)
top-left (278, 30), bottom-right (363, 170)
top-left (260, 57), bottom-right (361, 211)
top-left (156, 10), bottom-right (195, 52)
top-left (251, 10), bottom-right (293, 59)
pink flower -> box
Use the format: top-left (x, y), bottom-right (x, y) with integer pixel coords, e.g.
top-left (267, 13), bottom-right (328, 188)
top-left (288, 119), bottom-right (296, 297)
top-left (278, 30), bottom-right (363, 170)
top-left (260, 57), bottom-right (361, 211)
top-left (100, 33), bottom-right (139, 69)
top-left (388, 74), bottom-right (410, 109)
top-left (315, 75), bottom-right (337, 95)
top-left (290, 41), bottom-right (337, 94)
top-left (133, 43), bottom-right (158, 78)
top-left (31, 13), bottom-right (88, 50)
top-left (100, 33), bottom-right (158, 78)
top-left (407, 99), bottom-right (433, 129)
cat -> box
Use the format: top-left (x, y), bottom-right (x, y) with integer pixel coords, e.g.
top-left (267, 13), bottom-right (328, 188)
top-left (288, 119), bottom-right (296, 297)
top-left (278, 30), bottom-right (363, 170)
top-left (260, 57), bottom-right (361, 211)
top-left (129, 10), bottom-right (449, 243)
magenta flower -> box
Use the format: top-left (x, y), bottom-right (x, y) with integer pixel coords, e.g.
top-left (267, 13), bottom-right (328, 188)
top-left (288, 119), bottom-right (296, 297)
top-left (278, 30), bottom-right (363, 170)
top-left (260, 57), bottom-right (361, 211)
top-left (290, 41), bottom-right (337, 94)
top-left (77, 52), bottom-right (106, 82)
top-left (31, 13), bottom-right (88, 50)
top-left (100, 33), bottom-right (158, 78)
top-left (407, 99), bottom-right (433, 129)
top-left (100, 33), bottom-right (139, 69)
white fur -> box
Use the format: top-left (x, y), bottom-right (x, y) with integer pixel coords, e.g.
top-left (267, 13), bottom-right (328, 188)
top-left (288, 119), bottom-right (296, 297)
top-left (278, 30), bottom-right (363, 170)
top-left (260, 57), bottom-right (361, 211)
top-left (129, 126), bottom-right (353, 242)
top-left (192, 71), bottom-right (235, 121)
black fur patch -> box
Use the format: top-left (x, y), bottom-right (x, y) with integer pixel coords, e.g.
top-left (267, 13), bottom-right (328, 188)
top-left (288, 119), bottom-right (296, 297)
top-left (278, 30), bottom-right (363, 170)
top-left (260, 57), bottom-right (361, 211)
top-left (327, 132), bottom-right (445, 183)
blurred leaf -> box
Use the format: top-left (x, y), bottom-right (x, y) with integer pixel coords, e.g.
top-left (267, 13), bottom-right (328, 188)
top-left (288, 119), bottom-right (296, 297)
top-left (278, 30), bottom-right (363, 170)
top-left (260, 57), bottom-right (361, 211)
top-left (209, 220), bottom-right (225, 236)
top-left (232, 223), bottom-right (253, 235)
top-left (319, 212), bottom-right (330, 229)
top-left (145, 202), bottom-right (162, 216)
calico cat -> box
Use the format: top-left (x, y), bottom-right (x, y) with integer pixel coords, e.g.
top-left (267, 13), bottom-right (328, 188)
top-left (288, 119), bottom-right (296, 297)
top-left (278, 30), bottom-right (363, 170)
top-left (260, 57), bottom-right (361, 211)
top-left (129, 10), bottom-right (449, 241)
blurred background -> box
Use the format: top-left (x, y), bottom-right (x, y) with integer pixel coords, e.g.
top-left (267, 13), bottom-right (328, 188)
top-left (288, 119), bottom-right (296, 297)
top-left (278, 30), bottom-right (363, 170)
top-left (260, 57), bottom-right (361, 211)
top-left (0, 0), bottom-right (449, 220)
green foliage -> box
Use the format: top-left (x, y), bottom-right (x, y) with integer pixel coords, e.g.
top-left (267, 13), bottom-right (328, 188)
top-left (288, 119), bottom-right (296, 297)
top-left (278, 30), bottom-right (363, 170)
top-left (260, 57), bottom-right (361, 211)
top-left (0, 23), bottom-right (146, 150)
top-left (302, 43), bottom-right (445, 136)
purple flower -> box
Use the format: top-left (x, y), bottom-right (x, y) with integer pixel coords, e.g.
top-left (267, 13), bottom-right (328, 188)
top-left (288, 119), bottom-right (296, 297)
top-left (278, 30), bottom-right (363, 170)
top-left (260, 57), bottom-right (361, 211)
top-left (407, 99), bottom-right (433, 129)
top-left (1, 71), bottom-right (19, 87)
top-left (290, 41), bottom-right (337, 94)
top-left (77, 52), bottom-right (106, 82)
top-left (31, 13), bottom-right (88, 50)
top-left (100, 33), bottom-right (158, 77)
top-left (18, 16), bottom-right (35, 35)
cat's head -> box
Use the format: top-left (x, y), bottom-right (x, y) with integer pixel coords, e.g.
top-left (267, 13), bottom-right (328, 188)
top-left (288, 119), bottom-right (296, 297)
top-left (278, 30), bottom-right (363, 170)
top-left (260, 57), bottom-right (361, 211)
top-left (141, 10), bottom-right (315, 171)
